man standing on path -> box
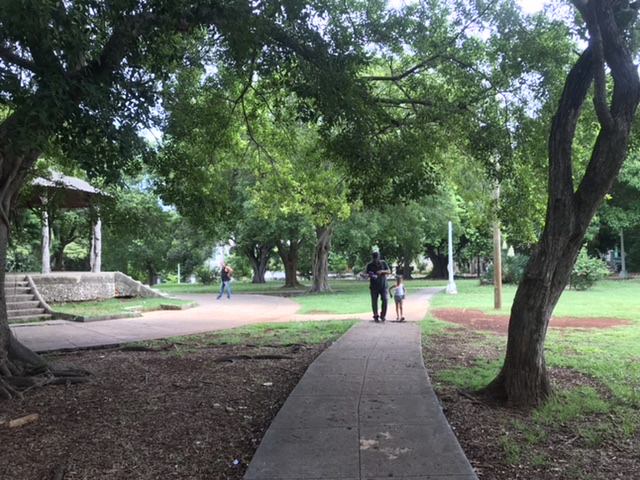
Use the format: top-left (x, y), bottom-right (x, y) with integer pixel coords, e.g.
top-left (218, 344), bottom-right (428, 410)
top-left (217, 260), bottom-right (234, 300)
top-left (366, 251), bottom-right (390, 322)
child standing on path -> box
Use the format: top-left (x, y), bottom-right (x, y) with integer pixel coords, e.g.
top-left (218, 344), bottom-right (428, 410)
top-left (389, 276), bottom-right (405, 322)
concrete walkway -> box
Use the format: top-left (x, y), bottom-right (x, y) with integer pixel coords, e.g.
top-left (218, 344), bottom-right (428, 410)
top-left (9, 286), bottom-right (478, 479)
top-left (244, 320), bottom-right (478, 480)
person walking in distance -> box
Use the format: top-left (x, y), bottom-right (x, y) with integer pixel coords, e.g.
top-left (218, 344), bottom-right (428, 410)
top-left (389, 275), bottom-right (406, 322)
top-left (217, 260), bottom-right (233, 300)
top-left (366, 251), bottom-right (390, 322)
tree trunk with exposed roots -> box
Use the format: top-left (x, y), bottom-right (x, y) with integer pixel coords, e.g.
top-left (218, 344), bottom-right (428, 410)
top-left (480, 0), bottom-right (640, 407)
top-left (425, 245), bottom-right (448, 279)
top-left (0, 131), bottom-right (90, 399)
top-left (401, 248), bottom-right (413, 279)
top-left (308, 224), bottom-right (333, 293)
top-left (244, 243), bottom-right (272, 284)
top-left (275, 239), bottom-right (304, 288)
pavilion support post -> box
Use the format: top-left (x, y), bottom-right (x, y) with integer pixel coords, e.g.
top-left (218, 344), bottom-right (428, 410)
top-left (40, 197), bottom-right (51, 274)
top-left (90, 217), bottom-right (102, 273)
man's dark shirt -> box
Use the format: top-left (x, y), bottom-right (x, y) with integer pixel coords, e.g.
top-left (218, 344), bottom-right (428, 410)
top-left (366, 259), bottom-right (389, 291)
top-left (221, 267), bottom-right (231, 282)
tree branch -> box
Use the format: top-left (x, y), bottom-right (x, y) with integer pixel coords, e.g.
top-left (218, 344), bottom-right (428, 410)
top-left (589, 2), bottom-right (615, 130)
top-left (362, 0), bottom-right (497, 83)
top-left (575, 0), bottom-right (640, 223)
top-left (547, 46), bottom-right (595, 200)
top-left (0, 46), bottom-right (37, 72)
top-left (363, 55), bottom-right (444, 82)
top-left (375, 97), bottom-right (433, 107)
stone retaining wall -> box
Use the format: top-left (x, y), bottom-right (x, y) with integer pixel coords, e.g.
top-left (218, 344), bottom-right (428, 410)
top-left (14, 272), bottom-right (167, 303)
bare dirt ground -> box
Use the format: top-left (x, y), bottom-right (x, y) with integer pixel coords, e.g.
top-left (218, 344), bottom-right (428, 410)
top-left (1, 310), bottom-right (637, 480)
top-left (0, 342), bottom-right (326, 480)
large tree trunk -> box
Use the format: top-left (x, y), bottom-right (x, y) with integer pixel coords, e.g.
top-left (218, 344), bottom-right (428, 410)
top-left (425, 244), bottom-right (448, 279)
top-left (52, 224), bottom-right (78, 271)
top-left (0, 140), bottom-right (52, 398)
top-left (146, 262), bottom-right (158, 286)
top-left (244, 243), bottom-right (272, 284)
top-left (481, 1), bottom-right (640, 407)
top-left (402, 247), bottom-right (413, 279)
top-left (308, 224), bottom-right (333, 293)
top-left (275, 239), bottom-right (303, 288)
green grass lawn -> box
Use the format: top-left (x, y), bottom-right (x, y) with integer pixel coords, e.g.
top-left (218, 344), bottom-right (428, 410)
top-left (422, 276), bottom-right (640, 465)
top-left (429, 277), bottom-right (640, 321)
top-left (51, 297), bottom-right (193, 317)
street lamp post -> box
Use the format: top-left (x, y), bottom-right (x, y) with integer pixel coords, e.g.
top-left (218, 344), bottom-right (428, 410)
top-left (446, 221), bottom-right (457, 294)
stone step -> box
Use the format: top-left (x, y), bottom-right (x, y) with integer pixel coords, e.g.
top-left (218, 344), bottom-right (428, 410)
top-left (4, 286), bottom-right (31, 295)
top-left (8, 313), bottom-right (50, 323)
top-left (5, 294), bottom-right (36, 303)
top-left (7, 308), bottom-right (46, 318)
top-left (7, 300), bottom-right (41, 310)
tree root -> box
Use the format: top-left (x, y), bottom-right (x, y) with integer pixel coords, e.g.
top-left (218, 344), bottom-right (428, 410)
top-left (48, 367), bottom-right (92, 377)
top-left (213, 354), bottom-right (295, 363)
top-left (0, 378), bottom-right (24, 400)
top-left (51, 461), bottom-right (67, 480)
top-left (119, 343), bottom-right (176, 352)
top-left (1, 356), bottom-right (91, 400)
top-left (0, 332), bottom-right (93, 400)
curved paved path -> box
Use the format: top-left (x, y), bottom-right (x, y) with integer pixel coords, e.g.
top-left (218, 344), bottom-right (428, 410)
top-left (10, 287), bottom-right (443, 353)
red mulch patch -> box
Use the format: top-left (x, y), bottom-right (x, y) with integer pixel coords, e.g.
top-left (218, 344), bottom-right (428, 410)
top-left (431, 308), bottom-right (630, 334)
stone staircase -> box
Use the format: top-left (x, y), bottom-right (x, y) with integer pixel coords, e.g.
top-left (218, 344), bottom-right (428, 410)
top-left (6, 276), bottom-right (50, 322)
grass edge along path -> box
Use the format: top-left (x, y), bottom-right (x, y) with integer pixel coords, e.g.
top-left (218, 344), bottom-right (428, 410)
top-left (50, 297), bottom-right (193, 318)
top-left (133, 319), bottom-right (359, 352)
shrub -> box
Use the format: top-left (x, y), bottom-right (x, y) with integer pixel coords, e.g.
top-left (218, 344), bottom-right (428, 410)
top-left (194, 265), bottom-right (218, 285)
top-left (503, 253), bottom-right (529, 284)
top-left (163, 272), bottom-right (179, 284)
top-left (570, 247), bottom-right (609, 290)
top-left (482, 252), bottom-right (529, 285)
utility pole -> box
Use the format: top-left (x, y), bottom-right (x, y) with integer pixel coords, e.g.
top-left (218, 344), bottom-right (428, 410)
top-left (493, 183), bottom-right (502, 309)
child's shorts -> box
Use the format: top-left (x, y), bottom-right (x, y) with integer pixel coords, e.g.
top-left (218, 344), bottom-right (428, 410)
top-left (394, 295), bottom-right (405, 302)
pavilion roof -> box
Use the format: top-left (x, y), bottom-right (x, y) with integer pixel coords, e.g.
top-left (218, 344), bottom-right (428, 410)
top-left (20, 171), bottom-right (108, 209)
